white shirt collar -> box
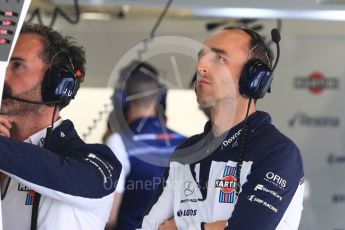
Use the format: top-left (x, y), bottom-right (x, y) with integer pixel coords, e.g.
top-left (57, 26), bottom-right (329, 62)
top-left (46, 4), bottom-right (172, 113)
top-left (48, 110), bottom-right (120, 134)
top-left (25, 118), bottom-right (63, 146)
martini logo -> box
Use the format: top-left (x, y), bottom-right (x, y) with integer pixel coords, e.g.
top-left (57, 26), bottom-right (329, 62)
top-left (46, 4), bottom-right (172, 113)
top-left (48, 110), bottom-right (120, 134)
top-left (294, 71), bottom-right (338, 95)
top-left (18, 183), bottom-right (32, 192)
top-left (18, 183), bottom-right (35, 205)
top-left (25, 191), bottom-right (35, 206)
top-left (215, 166), bottom-right (237, 203)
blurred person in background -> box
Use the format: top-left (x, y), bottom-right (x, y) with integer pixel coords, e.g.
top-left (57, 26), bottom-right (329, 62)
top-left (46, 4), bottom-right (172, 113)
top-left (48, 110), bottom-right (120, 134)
top-left (104, 61), bottom-right (186, 230)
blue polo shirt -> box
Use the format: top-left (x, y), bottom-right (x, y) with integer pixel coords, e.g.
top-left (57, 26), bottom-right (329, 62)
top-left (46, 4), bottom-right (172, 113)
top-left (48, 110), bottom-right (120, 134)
top-left (115, 116), bottom-right (186, 230)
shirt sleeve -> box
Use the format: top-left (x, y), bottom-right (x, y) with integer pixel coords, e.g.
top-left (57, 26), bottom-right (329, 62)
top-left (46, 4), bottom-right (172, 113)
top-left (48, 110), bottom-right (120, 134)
top-left (226, 142), bottom-right (304, 230)
top-left (0, 135), bottom-right (122, 209)
top-left (106, 133), bottom-right (131, 194)
top-left (138, 167), bottom-right (175, 230)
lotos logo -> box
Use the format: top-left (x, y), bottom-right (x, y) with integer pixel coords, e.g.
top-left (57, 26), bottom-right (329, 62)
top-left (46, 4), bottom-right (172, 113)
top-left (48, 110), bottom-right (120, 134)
top-left (176, 209), bottom-right (197, 217)
top-left (215, 166), bottom-right (237, 203)
top-left (294, 72), bottom-right (339, 95)
top-left (289, 112), bottom-right (340, 128)
top-left (177, 210), bottom-right (183, 217)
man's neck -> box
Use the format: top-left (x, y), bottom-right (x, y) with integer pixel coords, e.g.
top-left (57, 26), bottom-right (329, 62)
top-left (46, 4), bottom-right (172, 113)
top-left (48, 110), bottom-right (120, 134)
top-left (10, 108), bottom-right (59, 141)
top-left (209, 98), bottom-right (256, 137)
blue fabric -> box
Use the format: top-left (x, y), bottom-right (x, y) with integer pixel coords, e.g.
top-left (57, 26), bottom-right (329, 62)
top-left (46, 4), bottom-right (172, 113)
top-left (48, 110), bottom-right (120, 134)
top-left (115, 117), bottom-right (186, 230)
top-left (0, 120), bottom-right (122, 198)
top-left (143, 111), bottom-right (304, 230)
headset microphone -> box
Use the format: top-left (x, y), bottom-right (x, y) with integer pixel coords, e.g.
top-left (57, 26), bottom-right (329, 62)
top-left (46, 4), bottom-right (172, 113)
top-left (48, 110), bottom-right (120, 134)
top-left (265, 28), bottom-right (280, 94)
top-left (5, 95), bottom-right (63, 105)
top-left (270, 28), bottom-right (281, 75)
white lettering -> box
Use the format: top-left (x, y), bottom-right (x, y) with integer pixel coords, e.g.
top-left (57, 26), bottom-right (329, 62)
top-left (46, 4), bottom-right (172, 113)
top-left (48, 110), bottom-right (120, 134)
top-left (254, 184), bottom-right (283, 201)
top-left (265, 172), bottom-right (287, 188)
top-left (215, 179), bottom-right (236, 188)
top-left (281, 180), bottom-right (286, 188)
top-left (266, 172), bottom-right (274, 179)
top-left (222, 129), bottom-right (242, 148)
top-left (247, 195), bottom-right (278, 213)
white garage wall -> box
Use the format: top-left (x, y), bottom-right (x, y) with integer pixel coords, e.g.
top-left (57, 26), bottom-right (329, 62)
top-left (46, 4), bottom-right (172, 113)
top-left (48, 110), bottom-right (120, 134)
top-left (61, 88), bottom-right (208, 143)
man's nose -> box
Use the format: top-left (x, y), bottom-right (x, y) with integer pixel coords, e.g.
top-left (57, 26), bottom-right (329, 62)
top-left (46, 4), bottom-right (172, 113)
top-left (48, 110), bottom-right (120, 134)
top-left (196, 56), bottom-right (208, 75)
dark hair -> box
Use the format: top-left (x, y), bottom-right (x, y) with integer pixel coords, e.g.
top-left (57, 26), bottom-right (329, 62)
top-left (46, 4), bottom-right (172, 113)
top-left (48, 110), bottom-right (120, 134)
top-left (110, 61), bottom-right (166, 132)
top-left (20, 23), bottom-right (86, 108)
top-left (123, 61), bottom-right (164, 109)
top-left (223, 26), bottom-right (273, 68)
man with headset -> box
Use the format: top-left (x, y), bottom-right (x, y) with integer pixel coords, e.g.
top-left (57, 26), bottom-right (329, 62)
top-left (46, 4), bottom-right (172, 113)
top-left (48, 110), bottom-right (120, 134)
top-left (0, 23), bottom-right (121, 229)
top-left (139, 26), bottom-right (304, 230)
top-left (104, 61), bottom-right (186, 230)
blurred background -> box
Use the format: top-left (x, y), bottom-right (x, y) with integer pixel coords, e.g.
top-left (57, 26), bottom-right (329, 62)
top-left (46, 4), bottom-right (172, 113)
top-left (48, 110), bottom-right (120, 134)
top-left (6, 0), bottom-right (345, 229)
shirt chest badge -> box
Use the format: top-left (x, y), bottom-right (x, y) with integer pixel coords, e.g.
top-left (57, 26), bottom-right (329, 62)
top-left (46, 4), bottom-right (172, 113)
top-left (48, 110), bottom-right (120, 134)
top-left (215, 166), bottom-right (237, 203)
top-left (18, 183), bottom-right (35, 206)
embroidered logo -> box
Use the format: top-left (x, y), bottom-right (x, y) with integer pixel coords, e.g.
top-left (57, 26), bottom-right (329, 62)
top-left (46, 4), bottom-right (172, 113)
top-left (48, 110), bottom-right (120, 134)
top-left (215, 166), bottom-right (237, 203)
top-left (220, 129), bottom-right (242, 150)
top-left (18, 183), bottom-right (35, 205)
top-left (25, 191), bottom-right (35, 205)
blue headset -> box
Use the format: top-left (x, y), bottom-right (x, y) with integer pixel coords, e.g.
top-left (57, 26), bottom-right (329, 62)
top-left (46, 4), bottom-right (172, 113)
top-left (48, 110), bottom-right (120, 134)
top-left (238, 28), bottom-right (274, 99)
top-left (41, 49), bottom-right (77, 106)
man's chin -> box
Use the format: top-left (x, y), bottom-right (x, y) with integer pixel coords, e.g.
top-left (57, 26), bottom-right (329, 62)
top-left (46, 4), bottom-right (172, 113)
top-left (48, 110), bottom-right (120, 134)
top-left (0, 99), bottom-right (21, 116)
top-left (0, 102), bottom-right (11, 115)
top-left (0, 107), bottom-right (9, 115)
top-left (198, 100), bottom-right (215, 109)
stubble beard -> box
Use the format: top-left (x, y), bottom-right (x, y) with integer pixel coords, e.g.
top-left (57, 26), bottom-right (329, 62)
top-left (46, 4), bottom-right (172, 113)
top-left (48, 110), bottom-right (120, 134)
top-left (0, 82), bottom-right (42, 117)
top-left (197, 89), bottom-right (219, 110)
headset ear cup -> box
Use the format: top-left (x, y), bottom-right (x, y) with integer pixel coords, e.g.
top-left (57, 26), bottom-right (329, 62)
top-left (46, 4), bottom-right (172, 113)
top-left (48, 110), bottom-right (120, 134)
top-left (41, 65), bottom-right (76, 106)
top-left (239, 59), bottom-right (272, 99)
top-left (56, 70), bottom-right (77, 106)
top-left (41, 66), bottom-right (58, 103)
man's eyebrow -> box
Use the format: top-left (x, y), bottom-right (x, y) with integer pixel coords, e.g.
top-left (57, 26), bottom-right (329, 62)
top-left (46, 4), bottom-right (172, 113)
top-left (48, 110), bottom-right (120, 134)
top-left (198, 47), bottom-right (228, 57)
top-left (210, 47), bottom-right (228, 56)
top-left (10, 57), bottom-right (26, 62)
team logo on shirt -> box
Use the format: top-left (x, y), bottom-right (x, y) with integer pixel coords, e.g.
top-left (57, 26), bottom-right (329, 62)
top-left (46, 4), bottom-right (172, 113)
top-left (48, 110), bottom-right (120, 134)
top-left (18, 183), bottom-right (35, 205)
top-left (264, 172), bottom-right (287, 190)
top-left (247, 195), bottom-right (278, 213)
top-left (25, 191), bottom-right (36, 206)
top-left (184, 181), bottom-right (195, 196)
top-left (176, 209), bottom-right (197, 217)
top-left (215, 166), bottom-right (237, 203)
